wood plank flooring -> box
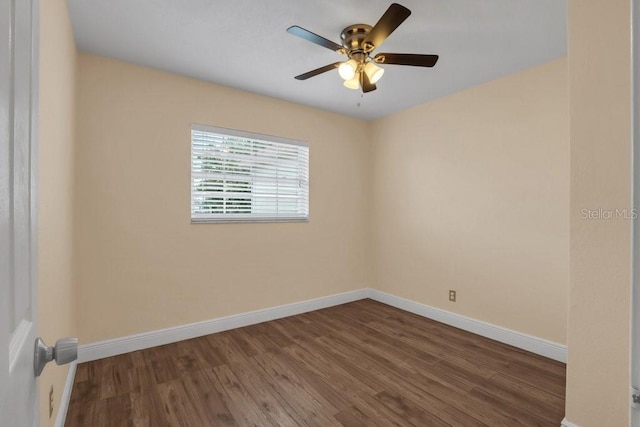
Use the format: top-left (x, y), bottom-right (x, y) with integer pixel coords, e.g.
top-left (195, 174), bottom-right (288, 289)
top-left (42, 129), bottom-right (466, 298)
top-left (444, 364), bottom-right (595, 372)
top-left (65, 299), bottom-right (566, 426)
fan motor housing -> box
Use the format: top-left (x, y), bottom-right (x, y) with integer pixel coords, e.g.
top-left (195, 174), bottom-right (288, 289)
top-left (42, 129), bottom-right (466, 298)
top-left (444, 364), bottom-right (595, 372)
top-left (340, 24), bottom-right (371, 58)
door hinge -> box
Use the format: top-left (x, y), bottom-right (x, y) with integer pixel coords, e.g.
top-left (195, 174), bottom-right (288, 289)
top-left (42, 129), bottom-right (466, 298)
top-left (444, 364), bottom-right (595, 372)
top-left (632, 387), bottom-right (640, 408)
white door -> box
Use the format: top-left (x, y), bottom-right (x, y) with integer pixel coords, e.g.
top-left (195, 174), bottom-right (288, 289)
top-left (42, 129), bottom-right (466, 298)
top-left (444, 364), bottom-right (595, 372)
top-left (1, 0), bottom-right (40, 425)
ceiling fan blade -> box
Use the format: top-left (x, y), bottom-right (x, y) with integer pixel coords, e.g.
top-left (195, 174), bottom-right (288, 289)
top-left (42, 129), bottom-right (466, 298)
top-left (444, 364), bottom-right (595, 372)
top-left (360, 71), bottom-right (377, 93)
top-left (374, 53), bottom-right (439, 67)
top-left (287, 26), bottom-right (344, 52)
top-left (294, 62), bottom-right (341, 80)
top-left (363, 3), bottom-right (411, 51)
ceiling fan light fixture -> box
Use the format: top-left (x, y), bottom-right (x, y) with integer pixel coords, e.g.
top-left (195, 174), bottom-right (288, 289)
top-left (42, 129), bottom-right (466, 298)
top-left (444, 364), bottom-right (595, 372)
top-left (364, 61), bottom-right (384, 84)
top-left (343, 74), bottom-right (360, 90)
top-left (287, 3), bottom-right (439, 94)
top-left (338, 59), bottom-right (358, 80)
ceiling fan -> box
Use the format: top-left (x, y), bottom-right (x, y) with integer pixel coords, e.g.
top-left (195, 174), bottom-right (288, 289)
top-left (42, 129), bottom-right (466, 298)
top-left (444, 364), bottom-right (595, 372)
top-left (286, 3), bottom-right (439, 93)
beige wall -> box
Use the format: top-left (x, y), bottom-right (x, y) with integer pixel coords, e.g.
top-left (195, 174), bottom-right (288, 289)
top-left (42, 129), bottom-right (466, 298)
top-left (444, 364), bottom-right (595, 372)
top-left (75, 53), bottom-right (571, 348)
top-left (565, 0), bottom-right (632, 425)
top-left (370, 58), bottom-right (569, 344)
top-left (38, 0), bottom-right (77, 425)
top-left (74, 54), bottom-right (372, 343)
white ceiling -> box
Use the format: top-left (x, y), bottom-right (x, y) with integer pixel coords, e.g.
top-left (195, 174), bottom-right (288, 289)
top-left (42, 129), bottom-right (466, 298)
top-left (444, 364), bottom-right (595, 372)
top-left (67, 0), bottom-right (567, 120)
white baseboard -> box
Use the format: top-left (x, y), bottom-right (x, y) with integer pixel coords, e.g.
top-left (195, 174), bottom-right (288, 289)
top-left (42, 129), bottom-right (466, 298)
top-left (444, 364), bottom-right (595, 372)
top-left (368, 289), bottom-right (567, 363)
top-left (54, 361), bottom-right (77, 427)
top-left (561, 417), bottom-right (579, 427)
top-left (78, 289), bottom-right (370, 363)
top-left (78, 287), bottom-right (567, 364)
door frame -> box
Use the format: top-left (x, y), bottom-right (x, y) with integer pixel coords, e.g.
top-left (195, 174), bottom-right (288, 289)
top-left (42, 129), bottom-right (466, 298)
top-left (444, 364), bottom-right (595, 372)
top-left (29, 0), bottom-right (40, 424)
top-left (632, 0), bottom-right (639, 425)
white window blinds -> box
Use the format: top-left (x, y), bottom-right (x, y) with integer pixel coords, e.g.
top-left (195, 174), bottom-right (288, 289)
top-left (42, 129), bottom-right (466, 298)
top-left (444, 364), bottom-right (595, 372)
top-left (191, 124), bottom-right (309, 223)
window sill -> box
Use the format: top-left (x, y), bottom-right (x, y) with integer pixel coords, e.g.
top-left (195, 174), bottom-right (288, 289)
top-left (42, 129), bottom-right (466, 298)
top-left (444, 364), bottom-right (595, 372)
top-left (190, 217), bottom-right (309, 224)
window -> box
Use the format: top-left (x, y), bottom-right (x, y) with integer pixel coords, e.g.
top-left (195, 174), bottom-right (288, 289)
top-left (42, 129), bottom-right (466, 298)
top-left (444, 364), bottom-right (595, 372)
top-left (191, 124), bottom-right (309, 223)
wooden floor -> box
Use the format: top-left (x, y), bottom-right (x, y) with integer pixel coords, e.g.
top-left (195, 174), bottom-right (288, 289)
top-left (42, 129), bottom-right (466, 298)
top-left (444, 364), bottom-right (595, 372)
top-left (65, 299), bottom-right (566, 426)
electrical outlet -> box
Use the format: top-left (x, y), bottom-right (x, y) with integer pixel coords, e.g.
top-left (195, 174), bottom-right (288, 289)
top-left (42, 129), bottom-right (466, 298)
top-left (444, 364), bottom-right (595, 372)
top-left (49, 385), bottom-right (54, 418)
top-left (449, 290), bottom-right (456, 302)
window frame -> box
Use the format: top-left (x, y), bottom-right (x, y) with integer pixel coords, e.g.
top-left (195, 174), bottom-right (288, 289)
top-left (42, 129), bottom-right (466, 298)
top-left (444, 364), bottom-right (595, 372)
top-left (190, 123), bottom-right (310, 224)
